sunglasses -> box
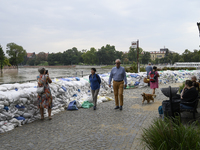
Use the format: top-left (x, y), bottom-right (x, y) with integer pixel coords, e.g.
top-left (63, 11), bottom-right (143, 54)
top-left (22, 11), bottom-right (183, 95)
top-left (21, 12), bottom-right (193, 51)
top-left (115, 62), bottom-right (120, 64)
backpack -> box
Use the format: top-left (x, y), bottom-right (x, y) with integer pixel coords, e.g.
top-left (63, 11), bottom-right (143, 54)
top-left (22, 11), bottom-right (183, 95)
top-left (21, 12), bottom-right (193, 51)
top-left (149, 71), bottom-right (157, 82)
top-left (89, 74), bottom-right (100, 84)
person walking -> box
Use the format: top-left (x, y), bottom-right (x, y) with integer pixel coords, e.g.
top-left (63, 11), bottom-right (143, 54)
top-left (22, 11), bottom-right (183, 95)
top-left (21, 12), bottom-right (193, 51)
top-left (145, 63), bottom-right (153, 86)
top-left (148, 66), bottom-right (159, 95)
top-left (89, 68), bottom-right (101, 110)
top-left (37, 67), bottom-right (53, 120)
top-left (109, 59), bottom-right (127, 110)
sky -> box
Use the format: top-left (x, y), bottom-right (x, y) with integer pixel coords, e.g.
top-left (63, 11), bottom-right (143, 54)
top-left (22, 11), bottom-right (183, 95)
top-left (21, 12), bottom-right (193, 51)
top-left (0, 0), bottom-right (200, 54)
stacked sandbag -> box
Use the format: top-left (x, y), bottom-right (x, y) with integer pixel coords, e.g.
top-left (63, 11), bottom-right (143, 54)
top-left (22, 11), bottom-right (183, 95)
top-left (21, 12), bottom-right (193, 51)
top-left (1, 69), bottom-right (199, 133)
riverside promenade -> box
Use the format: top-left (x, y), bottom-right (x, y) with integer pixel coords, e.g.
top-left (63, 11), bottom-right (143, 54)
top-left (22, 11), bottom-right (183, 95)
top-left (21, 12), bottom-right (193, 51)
top-left (0, 83), bottom-right (199, 150)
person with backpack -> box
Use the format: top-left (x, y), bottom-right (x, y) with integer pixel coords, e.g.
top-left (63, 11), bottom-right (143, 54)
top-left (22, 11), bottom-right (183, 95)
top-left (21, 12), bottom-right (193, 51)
top-left (148, 66), bottom-right (159, 95)
top-left (89, 68), bottom-right (101, 110)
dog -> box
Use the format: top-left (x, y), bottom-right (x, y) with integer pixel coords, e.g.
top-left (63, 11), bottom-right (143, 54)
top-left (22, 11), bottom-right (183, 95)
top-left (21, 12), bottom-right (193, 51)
top-left (141, 93), bottom-right (156, 104)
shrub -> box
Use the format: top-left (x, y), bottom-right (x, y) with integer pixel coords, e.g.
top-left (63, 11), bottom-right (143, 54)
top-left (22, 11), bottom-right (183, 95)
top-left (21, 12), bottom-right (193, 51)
top-left (141, 117), bottom-right (200, 150)
top-left (179, 81), bottom-right (185, 93)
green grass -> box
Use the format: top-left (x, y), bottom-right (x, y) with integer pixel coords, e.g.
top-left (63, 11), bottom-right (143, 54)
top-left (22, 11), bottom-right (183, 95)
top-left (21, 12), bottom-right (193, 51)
top-left (141, 117), bottom-right (200, 150)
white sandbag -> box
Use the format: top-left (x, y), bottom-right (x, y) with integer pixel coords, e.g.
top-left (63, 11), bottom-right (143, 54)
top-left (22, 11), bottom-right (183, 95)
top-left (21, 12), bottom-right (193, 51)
top-left (0, 87), bottom-right (7, 91)
top-left (0, 121), bottom-right (5, 126)
top-left (20, 98), bottom-right (28, 104)
top-left (0, 104), bottom-right (4, 110)
top-left (23, 113), bottom-right (32, 118)
top-left (1, 84), bottom-right (15, 90)
top-left (9, 118), bottom-right (22, 127)
top-left (0, 114), bottom-right (7, 121)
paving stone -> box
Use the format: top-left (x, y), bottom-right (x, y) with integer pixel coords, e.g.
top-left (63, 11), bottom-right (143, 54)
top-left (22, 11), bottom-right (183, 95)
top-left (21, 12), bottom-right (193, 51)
top-left (0, 83), bottom-right (199, 150)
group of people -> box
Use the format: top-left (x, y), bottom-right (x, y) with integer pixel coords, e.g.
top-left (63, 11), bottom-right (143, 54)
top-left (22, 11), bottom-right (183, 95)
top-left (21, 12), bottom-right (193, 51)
top-left (37, 59), bottom-right (127, 120)
top-left (37, 61), bottom-right (199, 120)
top-left (146, 63), bottom-right (199, 109)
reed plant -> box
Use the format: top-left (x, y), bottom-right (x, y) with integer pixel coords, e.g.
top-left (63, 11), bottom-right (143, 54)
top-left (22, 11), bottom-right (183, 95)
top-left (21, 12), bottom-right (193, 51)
top-left (141, 117), bottom-right (200, 150)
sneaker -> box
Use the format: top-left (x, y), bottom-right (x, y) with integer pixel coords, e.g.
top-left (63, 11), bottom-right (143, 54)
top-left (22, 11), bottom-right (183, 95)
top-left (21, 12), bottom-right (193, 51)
top-left (93, 106), bottom-right (96, 110)
top-left (114, 106), bottom-right (119, 109)
top-left (120, 106), bottom-right (123, 110)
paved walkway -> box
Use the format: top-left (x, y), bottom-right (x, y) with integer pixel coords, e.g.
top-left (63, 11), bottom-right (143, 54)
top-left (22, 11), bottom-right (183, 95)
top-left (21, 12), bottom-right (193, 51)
top-left (1, 84), bottom-right (199, 150)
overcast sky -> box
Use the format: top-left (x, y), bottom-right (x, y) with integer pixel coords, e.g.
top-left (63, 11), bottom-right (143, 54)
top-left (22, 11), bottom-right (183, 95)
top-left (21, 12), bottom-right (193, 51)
top-left (0, 0), bottom-right (200, 54)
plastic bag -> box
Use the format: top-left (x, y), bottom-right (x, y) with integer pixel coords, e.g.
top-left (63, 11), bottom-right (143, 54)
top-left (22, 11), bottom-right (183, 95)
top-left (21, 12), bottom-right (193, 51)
top-left (81, 101), bottom-right (94, 109)
top-left (67, 100), bottom-right (78, 110)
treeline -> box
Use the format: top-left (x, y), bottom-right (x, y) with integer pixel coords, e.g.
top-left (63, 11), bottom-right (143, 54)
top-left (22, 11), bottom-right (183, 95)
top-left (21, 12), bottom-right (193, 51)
top-left (47, 44), bottom-right (151, 66)
top-left (1, 42), bottom-right (200, 68)
top-left (152, 49), bottom-right (200, 64)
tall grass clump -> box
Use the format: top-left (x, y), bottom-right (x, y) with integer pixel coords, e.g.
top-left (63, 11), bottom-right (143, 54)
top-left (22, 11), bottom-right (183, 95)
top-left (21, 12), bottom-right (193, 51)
top-left (141, 117), bottom-right (200, 150)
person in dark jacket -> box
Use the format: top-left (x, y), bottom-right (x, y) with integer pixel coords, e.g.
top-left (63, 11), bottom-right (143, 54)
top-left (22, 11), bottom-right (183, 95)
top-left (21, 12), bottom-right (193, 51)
top-left (89, 68), bottom-right (101, 110)
top-left (180, 80), bottom-right (198, 109)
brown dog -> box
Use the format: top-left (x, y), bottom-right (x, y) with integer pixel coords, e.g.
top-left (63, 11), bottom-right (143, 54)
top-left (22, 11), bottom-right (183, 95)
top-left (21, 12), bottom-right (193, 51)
top-left (141, 93), bottom-right (156, 104)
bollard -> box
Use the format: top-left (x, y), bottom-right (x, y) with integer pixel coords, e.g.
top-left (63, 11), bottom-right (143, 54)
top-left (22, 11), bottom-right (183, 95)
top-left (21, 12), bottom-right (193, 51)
top-left (82, 71), bottom-right (83, 77)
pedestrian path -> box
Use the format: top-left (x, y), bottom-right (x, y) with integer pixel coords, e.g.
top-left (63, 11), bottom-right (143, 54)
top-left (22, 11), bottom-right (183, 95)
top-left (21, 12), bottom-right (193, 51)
top-left (0, 84), bottom-right (199, 150)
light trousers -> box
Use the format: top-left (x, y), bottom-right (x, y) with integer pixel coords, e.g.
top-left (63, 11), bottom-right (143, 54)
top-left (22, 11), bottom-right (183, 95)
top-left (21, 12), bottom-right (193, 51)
top-left (113, 81), bottom-right (124, 106)
top-left (91, 89), bottom-right (99, 106)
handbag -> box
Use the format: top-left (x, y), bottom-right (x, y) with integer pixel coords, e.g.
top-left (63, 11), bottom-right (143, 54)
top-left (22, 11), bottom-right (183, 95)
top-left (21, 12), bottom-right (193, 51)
top-left (37, 75), bottom-right (46, 94)
top-left (143, 77), bottom-right (150, 83)
top-left (36, 86), bottom-right (44, 94)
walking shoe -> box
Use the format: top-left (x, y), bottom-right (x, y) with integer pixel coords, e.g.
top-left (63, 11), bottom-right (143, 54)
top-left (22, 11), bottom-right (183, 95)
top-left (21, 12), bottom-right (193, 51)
top-left (93, 106), bottom-right (96, 110)
top-left (120, 106), bottom-right (123, 110)
top-left (114, 106), bottom-right (119, 109)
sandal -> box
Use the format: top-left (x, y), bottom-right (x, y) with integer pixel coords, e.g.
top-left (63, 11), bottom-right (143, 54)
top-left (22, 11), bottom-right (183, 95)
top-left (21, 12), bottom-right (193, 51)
top-left (48, 117), bottom-right (52, 120)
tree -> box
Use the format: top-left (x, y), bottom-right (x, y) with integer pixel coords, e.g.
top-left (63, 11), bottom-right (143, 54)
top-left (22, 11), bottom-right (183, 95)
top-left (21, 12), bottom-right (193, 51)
top-left (97, 44), bottom-right (117, 65)
top-left (128, 47), bottom-right (143, 63)
top-left (27, 58), bottom-right (36, 66)
top-left (61, 47), bottom-right (82, 65)
top-left (140, 52), bottom-right (151, 64)
top-left (4, 57), bottom-right (11, 66)
top-left (6, 43), bottom-right (26, 68)
top-left (0, 45), bottom-right (5, 72)
top-left (82, 47), bottom-right (98, 65)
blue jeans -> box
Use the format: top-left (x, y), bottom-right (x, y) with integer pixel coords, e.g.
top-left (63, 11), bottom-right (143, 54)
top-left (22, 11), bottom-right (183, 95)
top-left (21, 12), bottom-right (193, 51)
top-left (180, 104), bottom-right (193, 109)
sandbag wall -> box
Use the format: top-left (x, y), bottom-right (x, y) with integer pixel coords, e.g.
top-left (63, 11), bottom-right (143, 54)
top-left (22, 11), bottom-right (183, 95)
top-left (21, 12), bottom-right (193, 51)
top-left (0, 77), bottom-right (112, 133)
top-left (0, 70), bottom-right (200, 133)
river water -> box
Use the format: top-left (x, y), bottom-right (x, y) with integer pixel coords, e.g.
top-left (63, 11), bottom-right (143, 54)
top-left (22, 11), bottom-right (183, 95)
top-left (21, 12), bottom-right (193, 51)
top-left (0, 67), bottom-right (110, 84)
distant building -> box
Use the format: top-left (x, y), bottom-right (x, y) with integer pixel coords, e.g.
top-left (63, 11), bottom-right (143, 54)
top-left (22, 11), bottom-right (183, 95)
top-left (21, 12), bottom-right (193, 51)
top-left (27, 52), bottom-right (36, 59)
top-left (149, 51), bottom-right (166, 61)
top-left (141, 47), bottom-right (176, 61)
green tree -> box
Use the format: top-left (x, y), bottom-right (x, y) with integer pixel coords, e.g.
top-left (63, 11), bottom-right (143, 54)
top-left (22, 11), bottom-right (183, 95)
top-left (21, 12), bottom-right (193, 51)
top-left (97, 44), bottom-right (117, 65)
top-left (82, 47), bottom-right (98, 65)
top-left (27, 58), bottom-right (36, 66)
top-left (61, 47), bottom-right (81, 65)
top-left (6, 43), bottom-right (26, 68)
top-left (4, 57), bottom-right (11, 66)
top-left (0, 45), bottom-right (5, 72)
top-left (140, 51), bottom-right (151, 64)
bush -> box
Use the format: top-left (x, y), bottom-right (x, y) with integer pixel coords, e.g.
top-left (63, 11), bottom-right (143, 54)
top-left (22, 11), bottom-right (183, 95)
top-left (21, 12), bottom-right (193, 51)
top-left (141, 117), bottom-right (200, 150)
top-left (179, 82), bottom-right (185, 93)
